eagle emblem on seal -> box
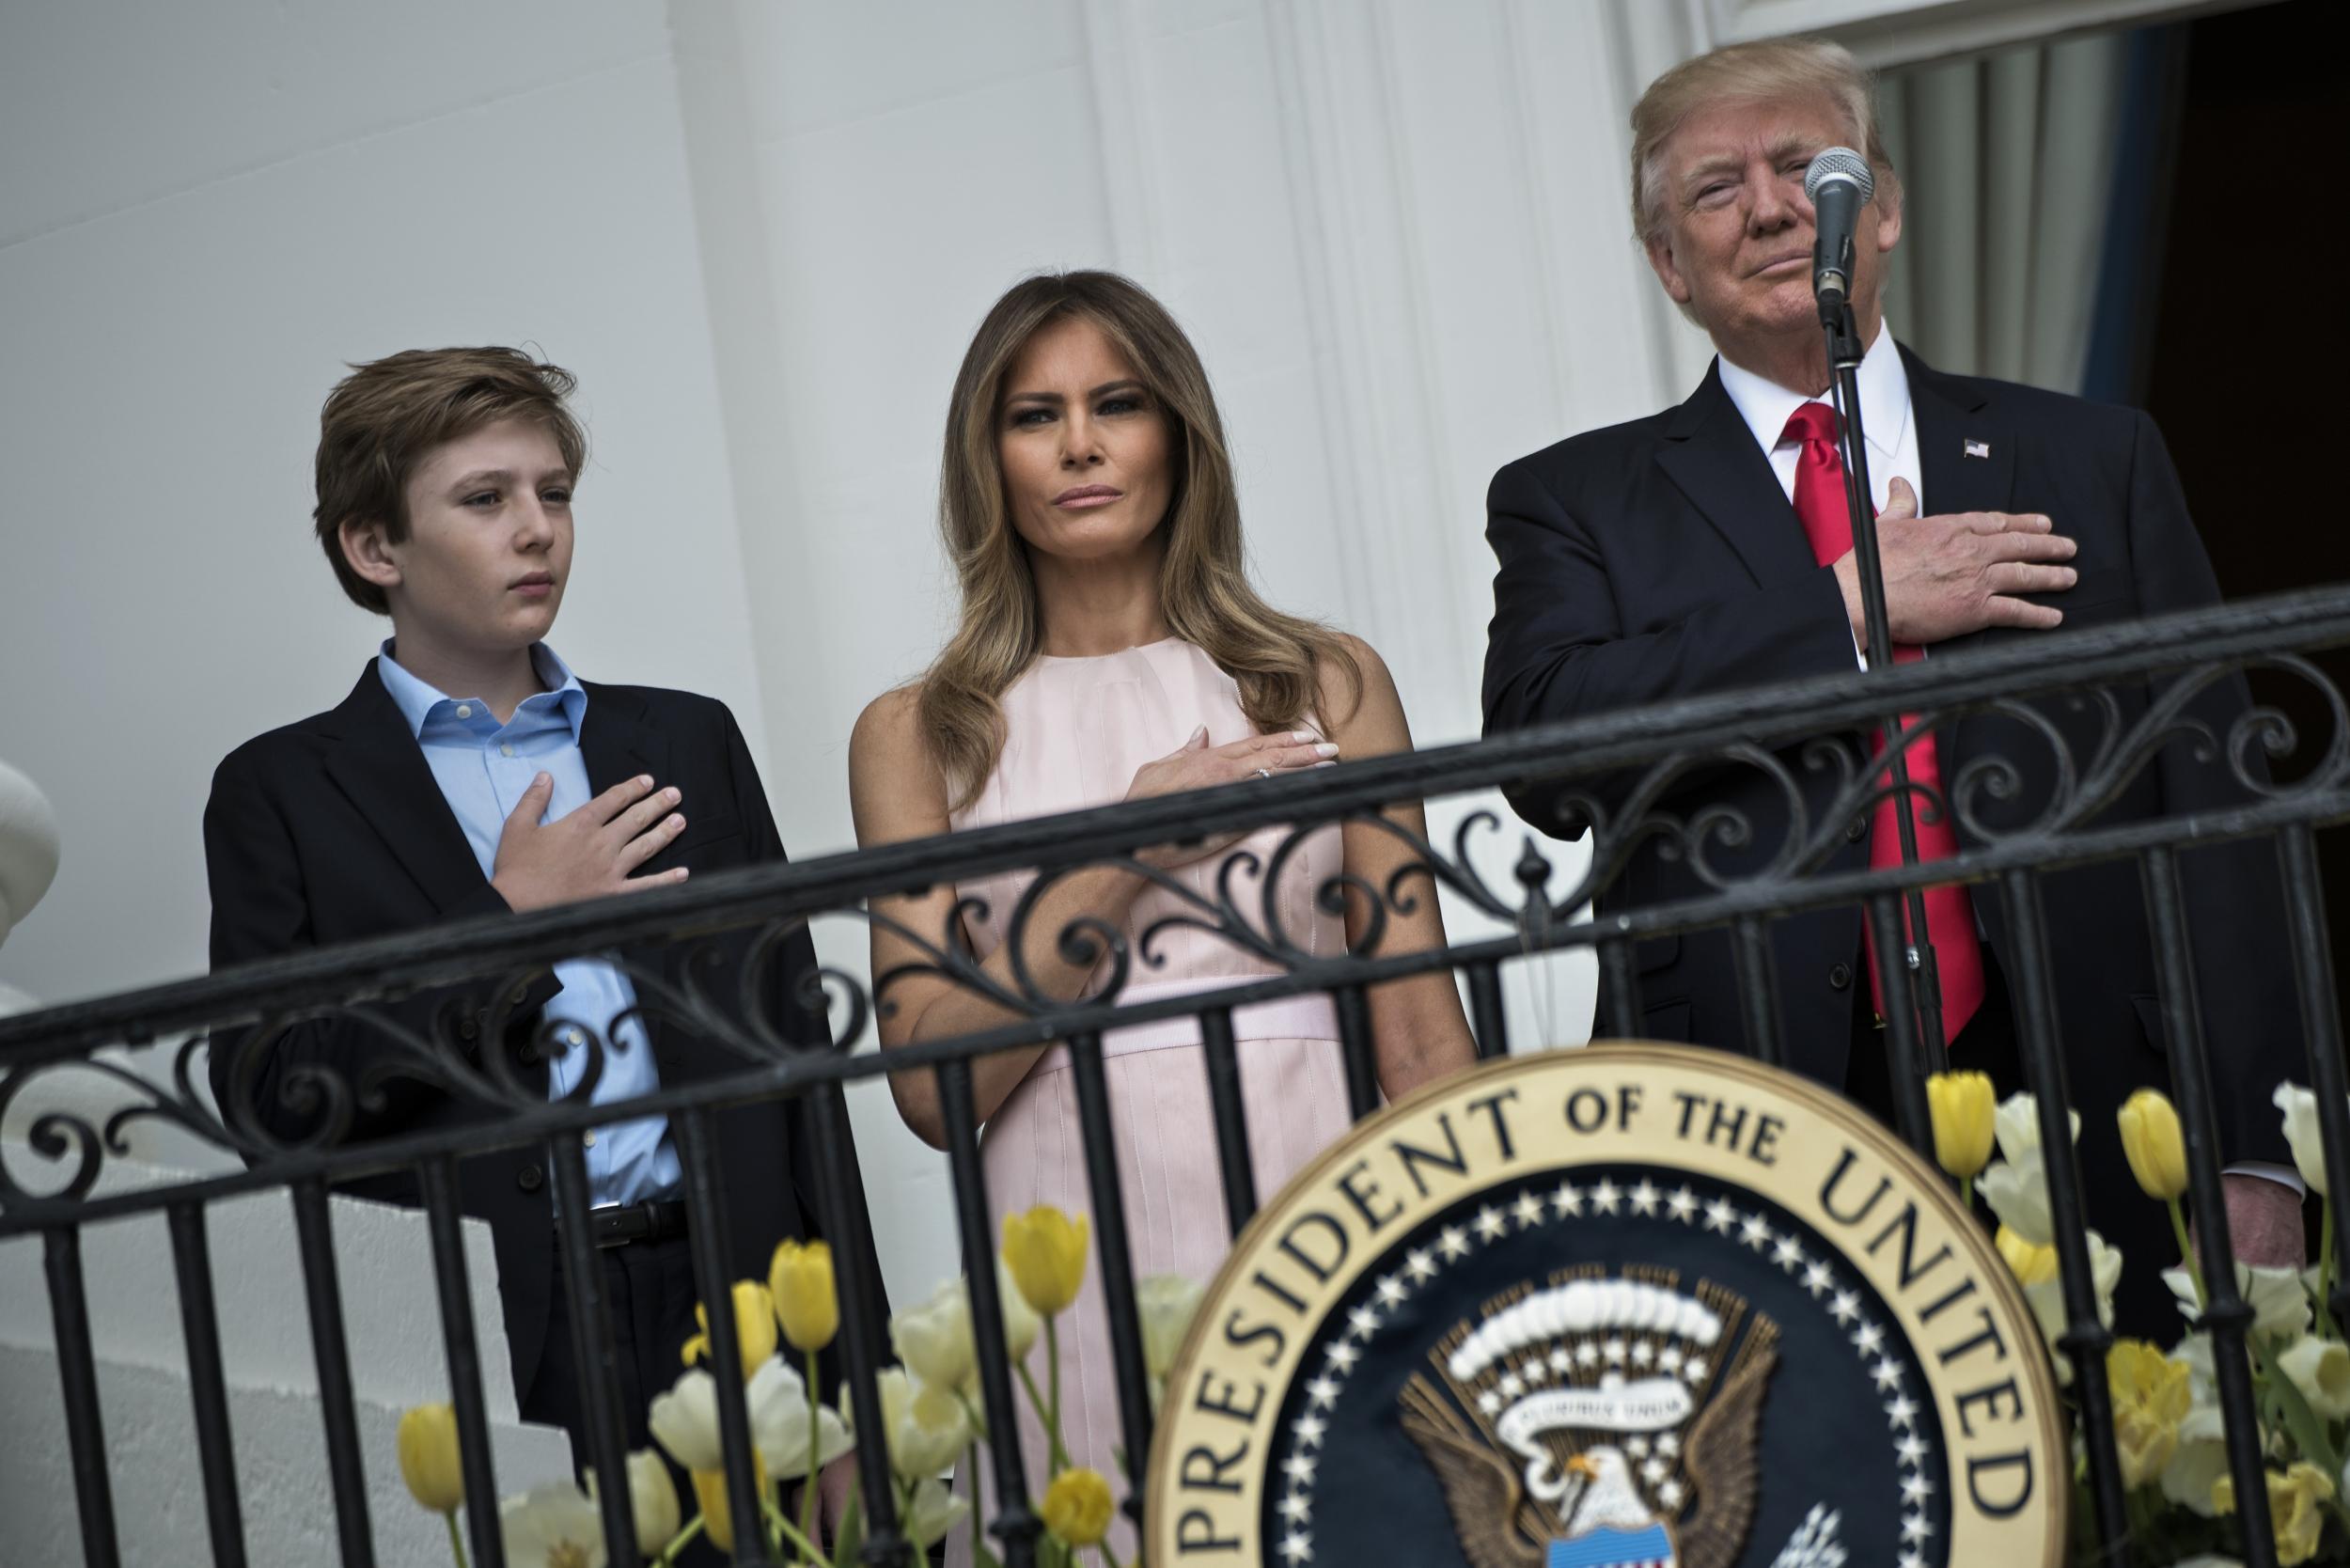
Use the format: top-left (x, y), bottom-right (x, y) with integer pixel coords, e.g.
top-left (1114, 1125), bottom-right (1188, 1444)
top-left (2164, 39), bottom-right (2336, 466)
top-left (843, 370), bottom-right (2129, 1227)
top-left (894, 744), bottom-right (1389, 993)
top-left (1401, 1271), bottom-right (1792, 1568)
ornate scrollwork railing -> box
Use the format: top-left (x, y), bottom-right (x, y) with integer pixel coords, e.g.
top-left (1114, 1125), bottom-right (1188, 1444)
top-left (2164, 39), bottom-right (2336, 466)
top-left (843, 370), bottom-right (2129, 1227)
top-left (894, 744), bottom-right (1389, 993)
top-left (8, 585), bottom-right (2350, 1568)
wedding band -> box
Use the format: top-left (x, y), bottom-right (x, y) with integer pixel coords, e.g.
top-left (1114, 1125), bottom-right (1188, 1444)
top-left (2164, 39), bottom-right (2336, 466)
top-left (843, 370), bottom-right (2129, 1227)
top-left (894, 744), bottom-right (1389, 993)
top-left (1255, 767), bottom-right (1274, 780)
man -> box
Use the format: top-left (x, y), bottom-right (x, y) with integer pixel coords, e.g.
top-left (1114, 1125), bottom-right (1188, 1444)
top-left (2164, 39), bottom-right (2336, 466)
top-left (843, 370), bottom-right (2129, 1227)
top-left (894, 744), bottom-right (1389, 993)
top-left (204, 348), bottom-right (877, 1514)
top-left (1480, 39), bottom-right (2302, 1329)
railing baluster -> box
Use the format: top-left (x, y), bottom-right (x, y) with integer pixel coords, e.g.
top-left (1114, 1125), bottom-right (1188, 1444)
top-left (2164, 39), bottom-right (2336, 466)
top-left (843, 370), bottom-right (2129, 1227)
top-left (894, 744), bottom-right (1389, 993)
top-left (667, 1109), bottom-right (756, 1565)
top-left (45, 1224), bottom-right (121, 1568)
top-left (2140, 848), bottom-right (2278, 1568)
top-left (1863, 892), bottom-right (1935, 1161)
top-left (936, 1058), bottom-right (1040, 1568)
top-left (2278, 824), bottom-right (2350, 1326)
top-left (1593, 942), bottom-right (1639, 1042)
top-left (1198, 1006), bottom-right (1261, 1238)
top-left (1997, 870), bottom-right (2132, 1566)
top-left (290, 1178), bottom-right (375, 1567)
top-left (415, 1158), bottom-right (505, 1568)
top-left (1465, 958), bottom-right (1512, 1058)
top-left (1333, 983), bottom-right (1380, 1120)
top-left (547, 1141), bottom-right (641, 1562)
top-left (1065, 1030), bottom-right (1155, 1528)
top-left (167, 1202), bottom-right (247, 1568)
top-left (1729, 916), bottom-right (1784, 1067)
top-left (803, 1082), bottom-right (904, 1564)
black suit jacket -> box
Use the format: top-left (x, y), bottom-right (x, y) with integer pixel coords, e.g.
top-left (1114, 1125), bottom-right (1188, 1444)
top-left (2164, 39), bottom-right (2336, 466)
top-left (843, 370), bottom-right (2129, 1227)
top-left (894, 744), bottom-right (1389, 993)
top-left (1481, 349), bottom-right (2299, 1176)
top-left (204, 662), bottom-right (885, 1404)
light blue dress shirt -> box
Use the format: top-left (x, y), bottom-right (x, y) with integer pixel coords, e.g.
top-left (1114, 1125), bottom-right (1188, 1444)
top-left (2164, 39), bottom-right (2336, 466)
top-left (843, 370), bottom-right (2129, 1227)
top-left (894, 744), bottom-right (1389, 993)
top-left (377, 641), bottom-right (682, 1207)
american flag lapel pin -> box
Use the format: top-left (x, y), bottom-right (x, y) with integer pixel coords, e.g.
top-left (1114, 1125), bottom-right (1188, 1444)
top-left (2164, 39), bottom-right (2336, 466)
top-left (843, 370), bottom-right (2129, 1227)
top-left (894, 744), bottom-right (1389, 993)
top-left (1964, 438), bottom-right (1991, 459)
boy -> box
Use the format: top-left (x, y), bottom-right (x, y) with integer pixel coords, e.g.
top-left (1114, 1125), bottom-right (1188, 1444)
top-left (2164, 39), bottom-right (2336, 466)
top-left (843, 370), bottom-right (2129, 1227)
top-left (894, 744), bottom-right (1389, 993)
top-left (204, 348), bottom-right (876, 1504)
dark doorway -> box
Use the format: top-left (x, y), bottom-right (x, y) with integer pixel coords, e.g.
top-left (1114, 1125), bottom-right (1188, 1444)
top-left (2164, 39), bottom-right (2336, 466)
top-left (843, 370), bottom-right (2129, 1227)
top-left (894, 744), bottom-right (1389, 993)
top-left (2135, 0), bottom-right (2350, 1028)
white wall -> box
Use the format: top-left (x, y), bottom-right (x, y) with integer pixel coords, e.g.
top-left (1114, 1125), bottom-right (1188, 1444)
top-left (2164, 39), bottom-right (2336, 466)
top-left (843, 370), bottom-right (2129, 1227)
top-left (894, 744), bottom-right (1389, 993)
top-left (0, 0), bottom-right (770, 1007)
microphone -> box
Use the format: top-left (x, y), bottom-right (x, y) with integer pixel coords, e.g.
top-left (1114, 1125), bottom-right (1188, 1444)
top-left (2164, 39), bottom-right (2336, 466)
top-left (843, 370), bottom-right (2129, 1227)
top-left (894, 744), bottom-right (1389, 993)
top-left (1804, 148), bottom-right (1874, 322)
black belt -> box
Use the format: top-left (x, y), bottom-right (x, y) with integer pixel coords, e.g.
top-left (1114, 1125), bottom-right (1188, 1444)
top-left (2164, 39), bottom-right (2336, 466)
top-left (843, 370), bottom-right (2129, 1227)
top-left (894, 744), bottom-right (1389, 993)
top-left (579, 1200), bottom-right (689, 1248)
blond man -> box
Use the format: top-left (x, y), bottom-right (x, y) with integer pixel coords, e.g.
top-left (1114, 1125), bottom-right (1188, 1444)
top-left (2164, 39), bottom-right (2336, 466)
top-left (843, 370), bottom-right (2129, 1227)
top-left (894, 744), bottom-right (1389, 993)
top-left (1480, 40), bottom-right (2301, 1332)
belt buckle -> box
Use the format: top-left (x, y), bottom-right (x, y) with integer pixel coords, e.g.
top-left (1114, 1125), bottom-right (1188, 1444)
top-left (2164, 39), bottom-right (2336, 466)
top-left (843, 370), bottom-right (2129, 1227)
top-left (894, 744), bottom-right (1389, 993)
top-left (590, 1202), bottom-right (636, 1248)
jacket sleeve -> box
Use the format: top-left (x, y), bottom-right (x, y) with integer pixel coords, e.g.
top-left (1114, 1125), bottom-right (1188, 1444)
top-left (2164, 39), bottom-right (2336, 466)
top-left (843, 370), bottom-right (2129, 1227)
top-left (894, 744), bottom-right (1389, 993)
top-left (1480, 455), bottom-right (1858, 836)
top-left (201, 748), bottom-right (554, 1153)
top-left (719, 707), bottom-right (895, 1383)
top-left (2122, 412), bottom-right (2302, 1167)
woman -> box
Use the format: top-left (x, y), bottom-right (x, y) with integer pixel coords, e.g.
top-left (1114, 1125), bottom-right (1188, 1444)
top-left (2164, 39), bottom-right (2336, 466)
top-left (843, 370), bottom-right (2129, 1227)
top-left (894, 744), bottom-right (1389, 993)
top-left (848, 271), bottom-right (1475, 1551)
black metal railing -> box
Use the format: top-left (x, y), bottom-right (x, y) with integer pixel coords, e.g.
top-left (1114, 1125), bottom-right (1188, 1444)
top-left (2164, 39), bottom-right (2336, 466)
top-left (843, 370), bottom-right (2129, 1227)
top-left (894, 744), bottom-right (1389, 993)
top-left (8, 586), bottom-right (2350, 1567)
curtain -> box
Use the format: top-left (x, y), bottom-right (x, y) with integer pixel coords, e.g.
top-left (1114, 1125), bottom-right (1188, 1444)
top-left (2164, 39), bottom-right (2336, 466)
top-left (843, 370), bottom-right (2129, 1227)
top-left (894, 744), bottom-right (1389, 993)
top-left (1878, 34), bottom-right (2131, 393)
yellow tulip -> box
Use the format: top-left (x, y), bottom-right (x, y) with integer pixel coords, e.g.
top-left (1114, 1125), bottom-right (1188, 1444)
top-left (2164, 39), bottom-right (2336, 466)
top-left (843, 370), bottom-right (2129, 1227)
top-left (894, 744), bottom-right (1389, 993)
top-left (1003, 1206), bottom-right (1089, 1317)
top-left (690, 1454), bottom-right (769, 1556)
top-left (1925, 1071), bottom-right (1997, 1180)
top-left (1995, 1224), bottom-right (2059, 1287)
top-left (1041, 1466), bottom-right (1116, 1547)
top-left (2116, 1089), bottom-right (2189, 1200)
top-left (2216, 1460), bottom-right (2335, 1566)
top-left (2104, 1340), bottom-right (2190, 1489)
top-left (682, 1279), bottom-right (780, 1381)
top-left (397, 1403), bottom-right (464, 1514)
top-left (770, 1238), bottom-right (838, 1354)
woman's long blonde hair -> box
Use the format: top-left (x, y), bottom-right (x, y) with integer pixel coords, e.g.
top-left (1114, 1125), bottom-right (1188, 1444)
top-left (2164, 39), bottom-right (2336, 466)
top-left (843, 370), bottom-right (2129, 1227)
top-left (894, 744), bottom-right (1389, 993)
top-left (918, 270), bottom-right (1361, 809)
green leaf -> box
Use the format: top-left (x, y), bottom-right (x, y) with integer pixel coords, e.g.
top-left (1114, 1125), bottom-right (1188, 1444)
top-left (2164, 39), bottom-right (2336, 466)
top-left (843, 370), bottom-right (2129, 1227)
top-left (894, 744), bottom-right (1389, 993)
top-left (972, 1546), bottom-right (1006, 1568)
top-left (828, 1487), bottom-right (864, 1568)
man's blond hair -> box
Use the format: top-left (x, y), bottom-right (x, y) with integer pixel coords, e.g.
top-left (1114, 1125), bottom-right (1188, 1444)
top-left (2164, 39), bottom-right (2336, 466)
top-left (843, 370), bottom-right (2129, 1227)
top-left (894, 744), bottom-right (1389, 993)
top-left (1628, 37), bottom-right (1901, 245)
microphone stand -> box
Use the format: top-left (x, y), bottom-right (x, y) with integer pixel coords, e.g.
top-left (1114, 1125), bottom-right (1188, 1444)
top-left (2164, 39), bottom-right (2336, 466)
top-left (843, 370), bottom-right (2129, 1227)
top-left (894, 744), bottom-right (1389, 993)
top-left (1820, 274), bottom-right (1951, 1075)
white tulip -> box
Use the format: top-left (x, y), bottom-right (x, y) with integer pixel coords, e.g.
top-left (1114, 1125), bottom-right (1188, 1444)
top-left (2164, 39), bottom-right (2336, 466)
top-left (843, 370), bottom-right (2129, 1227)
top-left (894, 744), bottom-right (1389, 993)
top-left (2021, 1229), bottom-right (2122, 1383)
top-left (2274, 1082), bottom-right (2332, 1197)
top-left (893, 1278), bottom-right (977, 1390)
top-left (747, 1356), bottom-right (854, 1480)
top-left (650, 1360), bottom-right (851, 1483)
top-left (2161, 1262), bottom-right (2313, 1342)
top-left (1138, 1274), bottom-right (1205, 1383)
top-left (2278, 1334), bottom-right (2350, 1419)
top-left (499, 1482), bottom-right (608, 1568)
top-left (1979, 1155), bottom-right (2056, 1248)
top-left (586, 1450), bottom-right (679, 1558)
top-left (902, 1476), bottom-right (971, 1549)
top-left (1992, 1091), bottom-right (2079, 1164)
top-left (889, 1264), bottom-right (1038, 1394)
top-left (648, 1369), bottom-right (725, 1473)
top-left (2161, 1404), bottom-right (2231, 1519)
top-left (869, 1365), bottom-right (971, 1481)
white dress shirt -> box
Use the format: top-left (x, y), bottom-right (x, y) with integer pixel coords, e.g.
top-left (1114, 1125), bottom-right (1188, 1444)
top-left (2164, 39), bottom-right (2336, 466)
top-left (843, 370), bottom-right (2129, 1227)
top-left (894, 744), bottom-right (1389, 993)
top-left (1717, 313), bottom-right (1919, 516)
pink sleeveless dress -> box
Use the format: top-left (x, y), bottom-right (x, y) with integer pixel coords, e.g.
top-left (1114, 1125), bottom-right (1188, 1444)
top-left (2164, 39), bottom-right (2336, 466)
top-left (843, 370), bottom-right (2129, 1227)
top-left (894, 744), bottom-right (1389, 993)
top-left (945, 637), bottom-right (1354, 1561)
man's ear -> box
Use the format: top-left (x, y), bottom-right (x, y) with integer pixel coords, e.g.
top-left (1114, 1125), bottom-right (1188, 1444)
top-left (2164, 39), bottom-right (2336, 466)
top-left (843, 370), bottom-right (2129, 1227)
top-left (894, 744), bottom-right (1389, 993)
top-left (338, 516), bottom-right (402, 594)
top-left (1644, 234), bottom-right (1694, 306)
top-left (1871, 189), bottom-right (1904, 258)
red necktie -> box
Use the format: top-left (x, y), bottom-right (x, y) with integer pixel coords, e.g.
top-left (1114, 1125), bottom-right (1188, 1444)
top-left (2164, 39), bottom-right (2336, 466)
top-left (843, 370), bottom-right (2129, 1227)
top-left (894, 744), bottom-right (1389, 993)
top-left (1781, 400), bottom-right (1984, 1044)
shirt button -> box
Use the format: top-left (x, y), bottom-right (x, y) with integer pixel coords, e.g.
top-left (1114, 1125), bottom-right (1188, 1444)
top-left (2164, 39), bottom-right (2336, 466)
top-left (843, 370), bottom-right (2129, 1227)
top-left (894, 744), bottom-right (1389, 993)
top-left (456, 703), bottom-right (473, 719)
top-left (500, 743), bottom-right (515, 758)
top-left (583, 1130), bottom-right (598, 1149)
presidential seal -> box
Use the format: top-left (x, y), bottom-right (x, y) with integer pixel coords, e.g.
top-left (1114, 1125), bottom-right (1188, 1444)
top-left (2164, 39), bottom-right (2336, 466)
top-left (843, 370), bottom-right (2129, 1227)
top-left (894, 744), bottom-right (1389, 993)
top-left (1144, 1044), bottom-right (2064, 1568)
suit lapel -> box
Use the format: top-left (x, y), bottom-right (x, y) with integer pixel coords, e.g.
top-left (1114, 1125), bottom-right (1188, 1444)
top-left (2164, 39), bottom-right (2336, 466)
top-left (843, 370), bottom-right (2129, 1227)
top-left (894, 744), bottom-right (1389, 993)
top-left (577, 682), bottom-right (671, 799)
top-left (1904, 347), bottom-right (2013, 523)
top-left (319, 663), bottom-right (495, 917)
top-left (1655, 362), bottom-right (1823, 591)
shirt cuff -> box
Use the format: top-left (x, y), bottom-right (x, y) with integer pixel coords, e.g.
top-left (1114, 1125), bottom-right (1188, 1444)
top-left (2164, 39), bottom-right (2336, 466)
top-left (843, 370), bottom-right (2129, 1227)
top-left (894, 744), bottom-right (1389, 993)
top-left (2224, 1161), bottom-right (2307, 1198)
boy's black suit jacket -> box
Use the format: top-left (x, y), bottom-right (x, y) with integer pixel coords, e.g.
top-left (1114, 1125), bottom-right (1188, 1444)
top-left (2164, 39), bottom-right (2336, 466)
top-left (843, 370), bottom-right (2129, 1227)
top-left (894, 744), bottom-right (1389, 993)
top-left (204, 661), bottom-right (885, 1405)
top-left (1481, 348), bottom-right (2300, 1185)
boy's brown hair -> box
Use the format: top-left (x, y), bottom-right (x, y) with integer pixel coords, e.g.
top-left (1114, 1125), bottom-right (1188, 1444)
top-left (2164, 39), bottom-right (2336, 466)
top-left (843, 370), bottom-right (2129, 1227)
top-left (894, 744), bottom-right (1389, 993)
top-left (313, 347), bottom-right (588, 613)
